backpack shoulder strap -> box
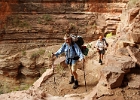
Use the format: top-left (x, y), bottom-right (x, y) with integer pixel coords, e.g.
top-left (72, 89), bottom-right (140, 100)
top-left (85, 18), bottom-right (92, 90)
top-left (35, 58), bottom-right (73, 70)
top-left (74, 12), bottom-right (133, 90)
top-left (72, 44), bottom-right (77, 56)
top-left (63, 43), bottom-right (66, 48)
top-left (103, 38), bottom-right (108, 44)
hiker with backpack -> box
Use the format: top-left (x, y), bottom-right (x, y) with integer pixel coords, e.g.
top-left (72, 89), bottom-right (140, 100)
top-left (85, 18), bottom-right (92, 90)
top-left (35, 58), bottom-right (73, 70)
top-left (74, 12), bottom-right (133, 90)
top-left (95, 35), bottom-right (108, 65)
top-left (52, 33), bottom-right (85, 89)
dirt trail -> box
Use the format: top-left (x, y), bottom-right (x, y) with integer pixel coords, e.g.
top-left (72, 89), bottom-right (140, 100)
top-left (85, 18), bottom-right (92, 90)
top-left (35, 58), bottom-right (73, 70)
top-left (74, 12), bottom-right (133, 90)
top-left (38, 45), bottom-right (106, 96)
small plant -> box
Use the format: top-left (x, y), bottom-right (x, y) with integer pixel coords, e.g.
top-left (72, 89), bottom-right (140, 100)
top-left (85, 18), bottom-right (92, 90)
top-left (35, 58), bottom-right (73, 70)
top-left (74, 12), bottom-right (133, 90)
top-left (92, 23), bottom-right (97, 29)
top-left (19, 84), bottom-right (30, 90)
top-left (128, 0), bottom-right (138, 9)
top-left (1, 82), bottom-right (11, 94)
top-left (9, 15), bottom-right (31, 29)
top-left (56, 64), bottom-right (64, 76)
top-left (106, 32), bottom-right (112, 38)
top-left (43, 14), bottom-right (52, 21)
top-left (31, 49), bottom-right (45, 59)
top-left (12, 15), bottom-right (20, 26)
top-left (37, 18), bottom-right (42, 24)
top-left (18, 21), bottom-right (30, 29)
top-left (12, 86), bottom-right (20, 91)
top-left (69, 23), bottom-right (76, 30)
top-left (47, 50), bottom-right (53, 59)
top-left (0, 90), bottom-right (3, 94)
top-left (22, 50), bottom-right (26, 56)
top-left (40, 67), bottom-right (47, 75)
top-left (38, 49), bottom-right (45, 55)
top-left (31, 52), bottom-right (39, 59)
top-left (87, 44), bottom-right (92, 48)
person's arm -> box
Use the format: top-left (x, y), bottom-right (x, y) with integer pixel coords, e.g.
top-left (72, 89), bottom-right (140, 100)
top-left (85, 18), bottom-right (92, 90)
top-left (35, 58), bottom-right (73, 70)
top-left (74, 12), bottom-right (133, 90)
top-left (54, 43), bottom-right (66, 57)
top-left (95, 40), bottom-right (100, 51)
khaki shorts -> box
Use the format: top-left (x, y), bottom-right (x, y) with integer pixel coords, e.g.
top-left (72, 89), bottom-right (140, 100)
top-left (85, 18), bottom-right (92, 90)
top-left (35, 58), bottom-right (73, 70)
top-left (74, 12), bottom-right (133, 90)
top-left (68, 63), bottom-right (78, 72)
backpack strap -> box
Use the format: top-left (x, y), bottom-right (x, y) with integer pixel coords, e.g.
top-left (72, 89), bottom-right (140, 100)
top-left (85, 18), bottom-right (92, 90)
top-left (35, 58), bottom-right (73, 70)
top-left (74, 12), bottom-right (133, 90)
top-left (103, 38), bottom-right (108, 46)
top-left (72, 45), bottom-right (77, 56)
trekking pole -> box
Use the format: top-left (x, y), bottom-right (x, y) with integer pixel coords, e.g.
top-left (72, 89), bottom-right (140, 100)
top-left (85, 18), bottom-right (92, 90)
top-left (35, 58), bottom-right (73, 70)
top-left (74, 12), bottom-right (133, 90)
top-left (83, 59), bottom-right (87, 92)
top-left (51, 53), bottom-right (56, 84)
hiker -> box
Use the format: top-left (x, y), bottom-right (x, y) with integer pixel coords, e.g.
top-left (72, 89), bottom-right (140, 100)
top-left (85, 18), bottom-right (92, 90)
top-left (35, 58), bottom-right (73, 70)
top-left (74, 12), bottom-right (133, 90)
top-left (52, 33), bottom-right (85, 89)
top-left (95, 35), bottom-right (107, 65)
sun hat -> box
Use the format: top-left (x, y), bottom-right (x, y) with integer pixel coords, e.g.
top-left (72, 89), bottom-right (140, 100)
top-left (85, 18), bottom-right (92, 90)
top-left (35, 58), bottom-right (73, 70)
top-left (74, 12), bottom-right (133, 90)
top-left (63, 33), bottom-right (71, 40)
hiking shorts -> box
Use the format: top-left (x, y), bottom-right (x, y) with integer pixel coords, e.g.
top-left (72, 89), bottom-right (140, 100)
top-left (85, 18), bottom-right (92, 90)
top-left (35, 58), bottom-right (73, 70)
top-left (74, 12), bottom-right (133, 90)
top-left (68, 63), bottom-right (78, 72)
top-left (98, 49), bottom-right (105, 55)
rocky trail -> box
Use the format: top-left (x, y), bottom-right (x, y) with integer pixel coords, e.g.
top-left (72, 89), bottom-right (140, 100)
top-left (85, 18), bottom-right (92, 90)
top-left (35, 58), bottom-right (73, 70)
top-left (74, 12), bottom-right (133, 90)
top-left (0, 37), bottom-right (140, 100)
top-left (38, 51), bottom-right (104, 97)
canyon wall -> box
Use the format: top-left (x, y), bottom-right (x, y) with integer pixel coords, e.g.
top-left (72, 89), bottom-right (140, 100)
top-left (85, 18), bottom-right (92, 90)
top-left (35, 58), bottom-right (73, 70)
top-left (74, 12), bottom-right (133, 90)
top-left (0, 0), bottom-right (127, 55)
top-left (0, 0), bottom-right (127, 79)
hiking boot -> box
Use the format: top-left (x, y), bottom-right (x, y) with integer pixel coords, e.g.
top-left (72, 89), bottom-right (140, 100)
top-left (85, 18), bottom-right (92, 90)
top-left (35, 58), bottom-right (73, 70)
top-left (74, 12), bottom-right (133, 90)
top-left (73, 80), bottom-right (79, 89)
top-left (99, 59), bottom-right (102, 63)
top-left (69, 76), bottom-right (74, 84)
top-left (100, 60), bottom-right (102, 65)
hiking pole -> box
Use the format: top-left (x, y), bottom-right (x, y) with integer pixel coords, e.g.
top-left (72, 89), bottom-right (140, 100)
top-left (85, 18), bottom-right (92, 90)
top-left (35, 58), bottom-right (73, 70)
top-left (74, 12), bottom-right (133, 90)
top-left (51, 53), bottom-right (56, 84)
top-left (83, 59), bottom-right (87, 92)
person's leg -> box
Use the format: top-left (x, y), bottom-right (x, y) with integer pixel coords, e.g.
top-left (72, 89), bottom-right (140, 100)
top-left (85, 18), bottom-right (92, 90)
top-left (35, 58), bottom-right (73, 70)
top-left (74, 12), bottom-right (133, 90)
top-left (71, 64), bottom-right (78, 89)
top-left (98, 51), bottom-right (102, 63)
top-left (100, 50), bottom-right (105, 65)
top-left (100, 53), bottom-right (103, 65)
top-left (101, 53), bottom-right (103, 61)
top-left (73, 71), bottom-right (78, 80)
top-left (101, 50), bottom-right (105, 60)
top-left (68, 65), bottom-right (74, 84)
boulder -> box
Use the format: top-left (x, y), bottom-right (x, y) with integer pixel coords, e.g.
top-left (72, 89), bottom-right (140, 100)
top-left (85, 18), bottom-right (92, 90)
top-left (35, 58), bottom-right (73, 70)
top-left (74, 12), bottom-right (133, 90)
top-left (20, 57), bottom-right (36, 69)
top-left (33, 68), bottom-right (53, 89)
top-left (128, 74), bottom-right (140, 89)
top-left (101, 65), bottom-right (125, 89)
top-left (0, 54), bottom-right (20, 77)
top-left (104, 55), bottom-right (135, 89)
top-left (21, 67), bottom-right (40, 77)
top-left (126, 46), bottom-right (140, 67)
top-left (105, 55), bottom-right (135, 72)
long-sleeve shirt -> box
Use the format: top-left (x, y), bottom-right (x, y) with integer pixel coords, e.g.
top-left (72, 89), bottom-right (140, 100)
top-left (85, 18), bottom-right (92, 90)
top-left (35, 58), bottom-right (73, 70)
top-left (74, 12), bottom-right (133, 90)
top-left (95, 39), bottom-right (107, 50)
top-left (54, 43), bottom-right (84, 65)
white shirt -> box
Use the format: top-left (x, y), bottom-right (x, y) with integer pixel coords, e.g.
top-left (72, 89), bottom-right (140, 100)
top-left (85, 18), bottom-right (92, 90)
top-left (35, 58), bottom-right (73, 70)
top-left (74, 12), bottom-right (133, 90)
top-left (95, 39), bottom-right (107, 50)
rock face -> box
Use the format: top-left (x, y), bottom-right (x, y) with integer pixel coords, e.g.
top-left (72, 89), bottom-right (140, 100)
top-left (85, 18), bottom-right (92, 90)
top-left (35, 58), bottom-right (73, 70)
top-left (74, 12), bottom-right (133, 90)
top-left (104, 55), bottom-right (135, 89)
top-left (0, 1), bottom-right (140, 99)
top-left (96, 2), bottom-right (140, 97)
top-left (2, 0), bottom-right (140, 100)
top-left (0, 0), bottom-right (127, 54)
top-left (0, 0), bottom-right (128, 80)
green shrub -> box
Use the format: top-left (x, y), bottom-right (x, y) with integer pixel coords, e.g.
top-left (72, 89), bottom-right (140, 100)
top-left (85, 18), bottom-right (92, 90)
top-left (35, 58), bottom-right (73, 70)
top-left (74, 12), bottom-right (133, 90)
top-left (22, 50), bottom-right (26, 56)
top-left (18, 21), bottom-right (30, 28)
top-left (87, 44), bottom-right (92, 48)
top-left (31, 49), bottom-right (45, 59)
top-left (40, 67), bottom-right (47, 75)
top-left (19, 84), bottom-right (30, 90)
top-left (37, 18), bottom-right (42, 24)
top-left (47, 51), bottom-right (53, 59)
top-left (31, 52), bottom-right (39, 59)
top-left (43, 14), bottom-right (52, 21)
top-left (10, 15), bottom-right (31, 29)
top-left (106, 32), bottom-right (112, 38)
top-left (128, 0), bottom-right (139, 9)
top-left (0, 82), bottom-right (11, 94)
top-left (38, 49), bottom-right (45, 55)
top-left (56, 64), bottom-right (64, 76)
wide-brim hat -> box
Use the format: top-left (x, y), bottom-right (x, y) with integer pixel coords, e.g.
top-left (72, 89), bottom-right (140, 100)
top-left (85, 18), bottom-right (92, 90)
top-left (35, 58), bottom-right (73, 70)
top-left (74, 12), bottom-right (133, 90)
top-left (63, 34), bottom-right (71, 40)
